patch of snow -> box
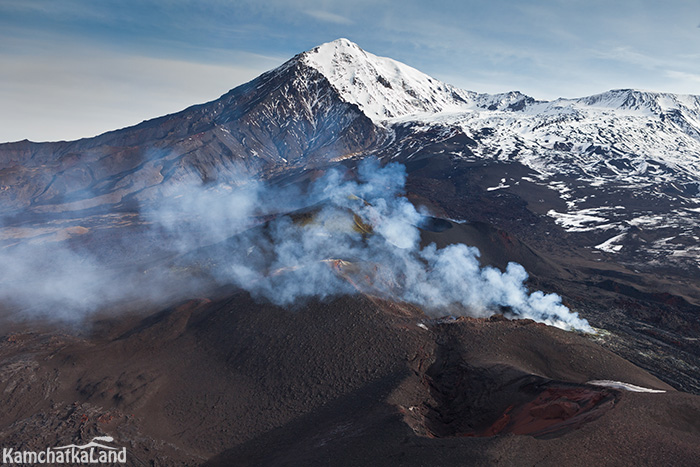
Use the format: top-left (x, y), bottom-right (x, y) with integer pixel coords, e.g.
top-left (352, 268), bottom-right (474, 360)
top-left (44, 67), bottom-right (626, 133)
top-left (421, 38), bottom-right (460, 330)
top-left (486, 185), bottom-right (510, 191)
top-left (628, 215), bottom-right (665, 227)
top-left (547, 209), bottom-right (610, 231)
top-left (586, 380), bottom-right (666, 393)
top-left (487, 179), bottom-right (510, 191)
top-left (595, 232), bottom-right (627, 253)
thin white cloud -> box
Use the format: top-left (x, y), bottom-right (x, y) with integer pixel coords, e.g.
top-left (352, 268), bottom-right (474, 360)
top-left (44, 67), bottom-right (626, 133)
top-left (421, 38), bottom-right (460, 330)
top-left (666, 70), bottom-right (700, 83)
top-left (591, 46), bottom-right (665, 69)
top-left (303, 9), bottom-right (353, 25)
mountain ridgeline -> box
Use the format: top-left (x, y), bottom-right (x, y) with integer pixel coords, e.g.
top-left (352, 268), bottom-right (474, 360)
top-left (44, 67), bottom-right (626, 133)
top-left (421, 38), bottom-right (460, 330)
top-left (3, 38), bottom-right (698, 218)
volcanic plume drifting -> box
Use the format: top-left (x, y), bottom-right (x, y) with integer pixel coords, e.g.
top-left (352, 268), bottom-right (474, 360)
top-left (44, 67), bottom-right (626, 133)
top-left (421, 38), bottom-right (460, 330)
top-left (144, 158), bottom-right (592, 331)
top-left (0, 156), bottom-right (589, 331)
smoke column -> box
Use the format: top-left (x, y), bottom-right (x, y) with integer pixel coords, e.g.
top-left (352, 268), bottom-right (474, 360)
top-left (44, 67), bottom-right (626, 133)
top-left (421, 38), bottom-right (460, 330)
top-left (146, 158), bottom-right (592, 332)
top-left (0, 157), bottom-right (592, 332)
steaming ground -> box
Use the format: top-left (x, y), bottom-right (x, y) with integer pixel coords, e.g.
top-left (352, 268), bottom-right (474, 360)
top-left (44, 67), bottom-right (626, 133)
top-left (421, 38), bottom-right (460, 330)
top-left (0, 159), bottom-right (590, 331)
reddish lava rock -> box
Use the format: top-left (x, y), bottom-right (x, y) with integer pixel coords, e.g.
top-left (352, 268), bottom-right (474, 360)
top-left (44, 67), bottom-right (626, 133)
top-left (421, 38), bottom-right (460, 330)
top-left (478, 383), bottom-right (618, 438)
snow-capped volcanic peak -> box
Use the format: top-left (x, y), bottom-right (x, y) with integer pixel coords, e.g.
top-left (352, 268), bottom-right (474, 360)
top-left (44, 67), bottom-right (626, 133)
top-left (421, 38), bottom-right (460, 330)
top-left (301, 38), bottom-right (474, 122)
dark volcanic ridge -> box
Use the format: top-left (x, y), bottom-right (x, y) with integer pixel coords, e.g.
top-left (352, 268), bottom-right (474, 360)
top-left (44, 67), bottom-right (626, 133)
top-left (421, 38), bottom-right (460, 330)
top-left (2, 293), bottom-right (697, 466)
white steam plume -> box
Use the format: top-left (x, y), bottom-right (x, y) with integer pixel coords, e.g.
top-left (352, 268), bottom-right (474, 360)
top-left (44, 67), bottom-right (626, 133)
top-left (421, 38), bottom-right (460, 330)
top-left (0, 157), bottom-right (591, 332)
top-left (145, 158), bottom-right (592, 332)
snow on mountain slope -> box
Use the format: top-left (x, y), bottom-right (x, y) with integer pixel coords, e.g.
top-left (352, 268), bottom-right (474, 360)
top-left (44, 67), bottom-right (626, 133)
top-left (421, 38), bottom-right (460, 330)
top-left (301, 39), bottom-right (538, 122)
top-left (449, 90), bottom-right (700, 185)
top-left (301, 39), bottom-right (476, 121)
top-left (576, 89), bottom-right (700, 119)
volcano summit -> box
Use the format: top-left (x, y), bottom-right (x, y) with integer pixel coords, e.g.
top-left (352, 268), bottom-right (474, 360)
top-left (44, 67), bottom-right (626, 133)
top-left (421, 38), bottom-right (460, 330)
top-left (0, 39), bottom-right (699, 465)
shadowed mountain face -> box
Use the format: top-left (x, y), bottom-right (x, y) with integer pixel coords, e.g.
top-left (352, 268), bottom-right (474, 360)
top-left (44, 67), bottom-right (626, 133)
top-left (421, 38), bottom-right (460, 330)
top-left (0, 39), bottom-right (699, 465)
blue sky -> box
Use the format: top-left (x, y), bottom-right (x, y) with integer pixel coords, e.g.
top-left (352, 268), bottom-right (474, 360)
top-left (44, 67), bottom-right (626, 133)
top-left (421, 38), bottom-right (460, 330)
top-left (1, 0), bottom-right (699, 142)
